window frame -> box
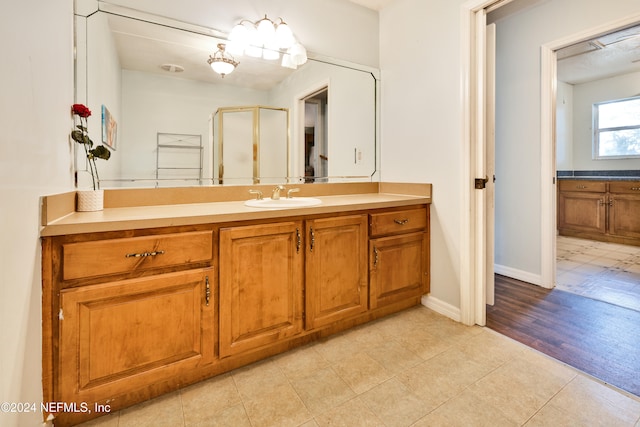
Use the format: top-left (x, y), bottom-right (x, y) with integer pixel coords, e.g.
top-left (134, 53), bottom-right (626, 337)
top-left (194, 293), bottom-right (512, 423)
top-left (592, 95), bottom-right (640, 160)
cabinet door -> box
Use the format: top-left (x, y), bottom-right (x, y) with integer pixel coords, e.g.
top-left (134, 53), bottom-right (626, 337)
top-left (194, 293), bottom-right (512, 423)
top-left (58, 268), bottom-right (214, 404)
top-left (306, 214), bottom-right (368, 329)
top-left (609, 193), bottom-right (640, 239)
top-left (558, 191), bottom-right (606, 234)
top-left (370, 232), bottom-right (428, 309)
top-left (219, 221), bottom-right (303, 357)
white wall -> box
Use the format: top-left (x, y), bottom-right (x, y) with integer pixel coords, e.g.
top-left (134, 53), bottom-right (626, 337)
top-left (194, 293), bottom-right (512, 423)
top-left (380, 0), bottom-right (464, 310)
top-left (380, 0), bottom-right (640, 311)
top-left (571, 71), bottom-right (640, 171)
top-left (556, 81), bottom-right (574, 171)
top-left (0, 1), bottom-right (75, 426)
top-left (117, 70), bottom-right (268, 185)
top-left (492, 0), bottom-right (640, 280)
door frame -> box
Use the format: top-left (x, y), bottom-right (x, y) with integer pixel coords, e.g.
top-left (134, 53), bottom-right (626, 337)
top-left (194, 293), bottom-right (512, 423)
top-left (461, 0), bottom-right (515, 326)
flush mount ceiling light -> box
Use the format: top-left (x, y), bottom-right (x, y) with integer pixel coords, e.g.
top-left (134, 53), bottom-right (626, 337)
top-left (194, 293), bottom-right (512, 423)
top-left (227, 15), bottom-right (307, 69)
top-left (207, 43), bottom-right (239, 78)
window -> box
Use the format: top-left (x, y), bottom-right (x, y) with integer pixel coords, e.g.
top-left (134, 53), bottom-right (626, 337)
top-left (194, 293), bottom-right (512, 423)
top-left (593, 95), bottom-right (640, 159)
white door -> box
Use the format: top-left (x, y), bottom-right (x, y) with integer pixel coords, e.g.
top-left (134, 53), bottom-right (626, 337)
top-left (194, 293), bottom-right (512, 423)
top-left (473, 13), bottom-right (496, 325)
top-left (485, 23), bottom-right (496, 306)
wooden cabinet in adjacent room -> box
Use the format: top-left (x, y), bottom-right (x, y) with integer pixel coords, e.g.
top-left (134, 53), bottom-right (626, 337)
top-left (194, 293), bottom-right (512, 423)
top-left (558, 179), bottom-right (640, 246)
top-left (557, 180), bottom-right (607, 235)
top-left (608, 182), bottom-right (640, 241)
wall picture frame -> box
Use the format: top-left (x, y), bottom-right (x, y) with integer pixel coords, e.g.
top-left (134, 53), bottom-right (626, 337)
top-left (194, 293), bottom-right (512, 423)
top-left (101, 105), bottom-right (117, 150)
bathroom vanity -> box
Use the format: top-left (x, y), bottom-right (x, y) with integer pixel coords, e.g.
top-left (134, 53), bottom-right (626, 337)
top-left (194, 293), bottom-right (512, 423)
top-left (40, 182), bottom-right (431, 426)
top-left (558, 179), bottom-right (640, 246)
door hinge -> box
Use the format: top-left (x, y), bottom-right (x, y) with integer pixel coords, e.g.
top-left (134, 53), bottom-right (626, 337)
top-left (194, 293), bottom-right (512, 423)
top-left (474, 176), bottom-right (489, 189)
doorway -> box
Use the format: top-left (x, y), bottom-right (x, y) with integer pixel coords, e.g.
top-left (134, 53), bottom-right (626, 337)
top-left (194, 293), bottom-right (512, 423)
top-left (554, 24), bottom-right (640, 312)
top-left (303, 88), bottom-right (328, 182)
top-left (463, 0), bottom-right (640, 325)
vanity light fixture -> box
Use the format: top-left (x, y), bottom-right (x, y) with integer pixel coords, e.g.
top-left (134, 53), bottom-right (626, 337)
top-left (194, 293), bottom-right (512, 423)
top-left (207, 43), bottom-right (239, 78)
top-left (227, 15), bottom-right (307, 68)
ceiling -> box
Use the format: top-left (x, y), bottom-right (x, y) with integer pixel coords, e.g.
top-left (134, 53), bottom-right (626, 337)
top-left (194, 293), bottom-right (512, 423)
top-left (557, 24), bottom-right (640, 85)
top-left (108, 13), bottom-right (298, 90)
top-left (109, 0), bottom-right (640, 89)
top-left (346, 0), bottom-right (396, 11)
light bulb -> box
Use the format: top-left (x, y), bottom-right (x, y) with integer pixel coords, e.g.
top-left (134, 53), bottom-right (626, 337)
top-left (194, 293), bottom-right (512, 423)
top-left (256, 16), bottom-right (276, 45)
top-left (275, 22), bottom-right (294, 49)
top-left (289, 43), bottom-right (307, 66)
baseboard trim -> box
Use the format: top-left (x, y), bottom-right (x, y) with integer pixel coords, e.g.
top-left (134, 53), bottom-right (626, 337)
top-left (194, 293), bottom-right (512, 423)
top-left (421, 294), bottom-right (461, 322)
top-left (494, 264), bottom-right (542, 287)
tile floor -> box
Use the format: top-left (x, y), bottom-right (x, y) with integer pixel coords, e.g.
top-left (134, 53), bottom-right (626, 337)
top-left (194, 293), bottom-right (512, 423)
top-left (78, 306), bottom-right (640, 427)
top-left (556, 236), bottom-right (640, 312)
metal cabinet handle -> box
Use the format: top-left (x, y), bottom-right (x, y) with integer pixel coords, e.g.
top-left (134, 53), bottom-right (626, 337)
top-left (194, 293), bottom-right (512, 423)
top-left (205, 276), bottom-right (211, 306)
top-left (576, 185), bottom-right (588, 189)
top-left (373, 246), bottom-right (379, 267)
top-left (296, 228), bottom-right (301, 253)
top-left (394, 219), bottom-right (409, 225)
top-left (309, 227), bottom-right (315, 252)
top-left (631, 187), bottom-right (640, 191)
top-left (125, 250), bottom-right (165, 258)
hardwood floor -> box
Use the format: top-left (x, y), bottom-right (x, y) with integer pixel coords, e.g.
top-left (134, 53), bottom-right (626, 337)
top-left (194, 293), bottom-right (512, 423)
top-left (487, 274), bottom-right (640, 397)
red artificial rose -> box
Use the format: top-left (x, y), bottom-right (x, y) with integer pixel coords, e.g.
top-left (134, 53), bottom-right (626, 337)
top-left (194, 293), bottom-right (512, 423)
top-left (72, 103), bottom-right (92, 118)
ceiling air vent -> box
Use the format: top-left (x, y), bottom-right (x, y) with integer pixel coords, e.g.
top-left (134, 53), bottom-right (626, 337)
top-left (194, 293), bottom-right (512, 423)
top-left (160, 63), bottom-right (185, 73)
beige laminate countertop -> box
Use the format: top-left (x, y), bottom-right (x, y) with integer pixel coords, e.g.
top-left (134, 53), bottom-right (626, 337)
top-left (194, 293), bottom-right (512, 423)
top-left (41, 186), bottom-right (431, 237)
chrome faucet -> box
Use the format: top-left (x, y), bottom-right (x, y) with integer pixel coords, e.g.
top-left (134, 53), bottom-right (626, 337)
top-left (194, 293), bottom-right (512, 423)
top-left (271, 185), bottom-right (285, 200)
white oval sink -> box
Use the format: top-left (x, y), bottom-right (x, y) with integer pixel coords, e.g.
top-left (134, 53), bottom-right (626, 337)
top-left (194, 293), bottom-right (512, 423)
top-left (244, 197), bottom-right (322, 209)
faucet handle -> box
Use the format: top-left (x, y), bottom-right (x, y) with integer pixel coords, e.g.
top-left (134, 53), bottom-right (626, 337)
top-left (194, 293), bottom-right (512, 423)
top-left (248, 189), bottom-right (263, 200)
top-left (286, 188), bottom-right (300, 198)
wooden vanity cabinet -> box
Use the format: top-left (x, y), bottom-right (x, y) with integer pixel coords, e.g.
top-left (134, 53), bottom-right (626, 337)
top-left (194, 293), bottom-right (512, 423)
top-left (42, 227), bottom-right (215, 426)
top-left (218, 221), bottom-right (304, 357)
top-left (43, 202), bottom-right (431, 426)
top-left (305, 214), bottom-right (369, 329)
top-left (369, 207), bottom-right (430, 308)
top-left (58, 268), bottom-right (215, 404)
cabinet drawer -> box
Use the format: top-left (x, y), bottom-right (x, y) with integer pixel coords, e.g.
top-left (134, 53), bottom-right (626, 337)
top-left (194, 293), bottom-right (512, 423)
top-left (369, 207), bottom-right (427, 237)
top-left (62, 231), bottom-right (213, 281)
top-left (558, 180), bottom-right (606, 193)
top-left (609, 181), bottom-right (640, 194)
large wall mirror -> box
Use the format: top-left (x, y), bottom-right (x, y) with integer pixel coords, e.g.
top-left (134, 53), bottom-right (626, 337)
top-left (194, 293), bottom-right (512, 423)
top-left (75, 2), bottom-right (379, 188)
